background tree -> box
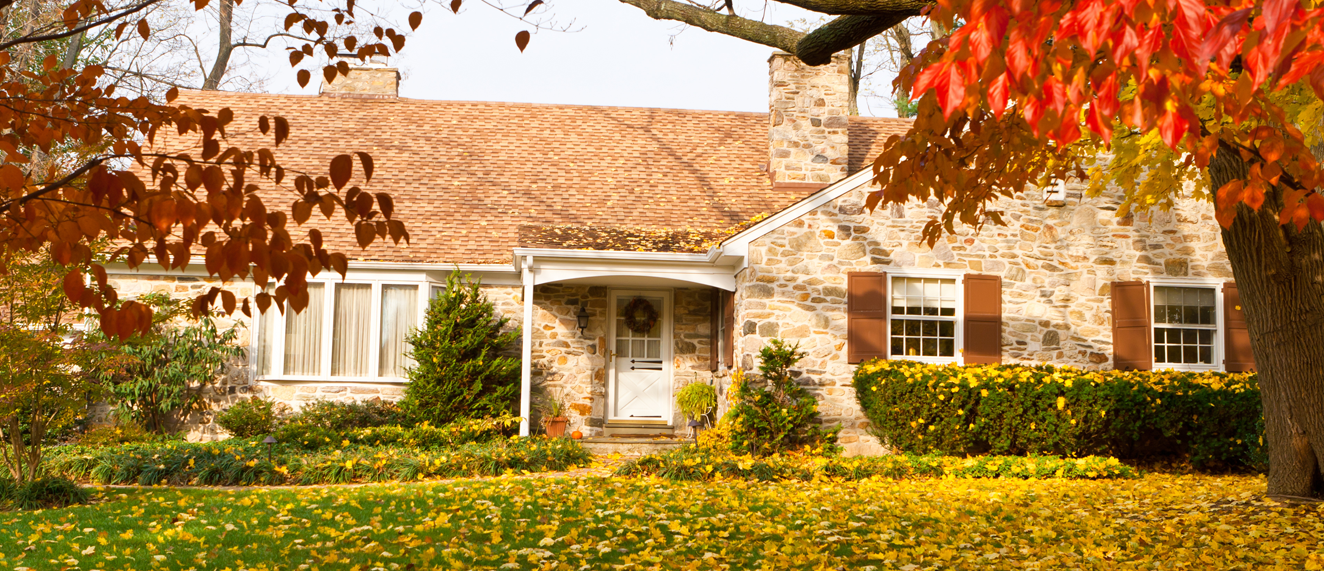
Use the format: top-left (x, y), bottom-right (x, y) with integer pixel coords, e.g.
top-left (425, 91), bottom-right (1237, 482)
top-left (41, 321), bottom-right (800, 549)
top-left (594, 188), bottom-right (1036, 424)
top-left (0, 250), bottom-right (101, 485)
top-left (604, 0), bottom-right (1324, 498)
top-left (402, 270), bottom-right (520, 426)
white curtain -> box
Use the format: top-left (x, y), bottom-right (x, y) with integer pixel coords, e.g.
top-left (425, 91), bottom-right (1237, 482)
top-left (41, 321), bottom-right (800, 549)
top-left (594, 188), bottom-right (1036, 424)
top-left (379, 285), bottom-right (418, 378)
top-left (283, 283), bottom-right (324, 376)
top-left (255, 291), bottom-right (278, 376)
top-left (332, 283), bottom-right (372, 377)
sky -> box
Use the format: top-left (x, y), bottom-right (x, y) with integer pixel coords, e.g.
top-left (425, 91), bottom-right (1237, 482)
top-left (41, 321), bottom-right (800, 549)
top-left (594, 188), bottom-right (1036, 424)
top-left (258, 0), bottom-right (900, 117)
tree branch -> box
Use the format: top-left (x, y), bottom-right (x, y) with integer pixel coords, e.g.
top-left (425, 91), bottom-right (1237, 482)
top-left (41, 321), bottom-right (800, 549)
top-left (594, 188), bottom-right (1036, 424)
top-left (615, 0), bottom-right (806, 54)
top-left (776, 0), bottom-right (929, 15)
top-left (796, 13), bottom-right (917, 65)
top-left (0, 0), bottom-right (164, 53)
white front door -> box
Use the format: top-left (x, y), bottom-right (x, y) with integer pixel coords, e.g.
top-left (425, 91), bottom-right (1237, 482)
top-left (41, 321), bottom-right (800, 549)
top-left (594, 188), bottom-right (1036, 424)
top-left (608, 291), bottom-right (672, 422)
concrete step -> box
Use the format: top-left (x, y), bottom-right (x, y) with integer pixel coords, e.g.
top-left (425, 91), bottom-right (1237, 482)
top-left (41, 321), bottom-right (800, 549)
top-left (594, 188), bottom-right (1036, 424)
top-left (581, 436), bottom-right (694, 456)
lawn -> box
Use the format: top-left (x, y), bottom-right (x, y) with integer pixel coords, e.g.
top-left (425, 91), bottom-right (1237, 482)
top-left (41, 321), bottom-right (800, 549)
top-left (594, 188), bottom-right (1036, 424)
top-left (1, 473), bottom-right (1320, 570)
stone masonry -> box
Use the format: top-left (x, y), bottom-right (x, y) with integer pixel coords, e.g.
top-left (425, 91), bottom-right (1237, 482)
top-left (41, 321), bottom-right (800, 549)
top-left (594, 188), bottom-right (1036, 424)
top-left (732, 181), bottom-right (1229, 456)
top-left (768, 52), bottom-right (852, 185)
top-left (530, 284), bottom-right (716, 436)
top-left (321, 62), bottom-right (400, 98)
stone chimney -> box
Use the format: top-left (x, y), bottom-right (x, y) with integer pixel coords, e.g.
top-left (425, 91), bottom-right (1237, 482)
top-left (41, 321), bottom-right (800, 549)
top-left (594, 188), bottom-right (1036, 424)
top-left (768, 52), bottom-right (851, 190)
top-left (320, 55), bottom-right (399, 98)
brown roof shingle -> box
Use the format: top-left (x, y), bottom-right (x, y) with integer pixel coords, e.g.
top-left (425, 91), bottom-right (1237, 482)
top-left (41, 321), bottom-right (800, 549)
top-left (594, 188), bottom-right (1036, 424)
top-left (166, 90), bottom-right (912, 263)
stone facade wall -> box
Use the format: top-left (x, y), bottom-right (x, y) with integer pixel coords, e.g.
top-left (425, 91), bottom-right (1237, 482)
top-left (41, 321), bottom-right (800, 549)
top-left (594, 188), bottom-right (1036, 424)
top-left (768, 52), bottom-right (851, 185)
top-left (529, 284), bottom-right (717, 436)
top-left (733, 182), bottom-right (1229, 456)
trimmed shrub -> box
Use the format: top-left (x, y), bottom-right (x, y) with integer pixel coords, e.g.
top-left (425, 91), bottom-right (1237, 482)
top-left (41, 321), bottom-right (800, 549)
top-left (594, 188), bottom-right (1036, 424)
top-left (853, 360), bottom-right (1265, 469)
top-left (46, 435), bottom-right (588, 486)
top-left (402, 270), bottom-right (521, 426)
top-left (725, 340), bottom-right (841, 456)
top-left (287, 399), bottom-right (407, 432)
top-left (216, 397), bottom-right (287, 438)
top-left (615, 446), bottom-right (1136, 481)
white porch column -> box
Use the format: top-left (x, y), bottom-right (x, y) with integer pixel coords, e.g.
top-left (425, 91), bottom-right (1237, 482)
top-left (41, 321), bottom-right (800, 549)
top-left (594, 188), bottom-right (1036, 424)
top-left (519, 255), bottom-right (534, 437)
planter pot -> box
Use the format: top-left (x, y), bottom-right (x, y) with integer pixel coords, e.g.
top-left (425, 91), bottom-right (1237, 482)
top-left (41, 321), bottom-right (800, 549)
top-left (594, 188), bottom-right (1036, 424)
top-left (545, 417), bottom-right (569, 438)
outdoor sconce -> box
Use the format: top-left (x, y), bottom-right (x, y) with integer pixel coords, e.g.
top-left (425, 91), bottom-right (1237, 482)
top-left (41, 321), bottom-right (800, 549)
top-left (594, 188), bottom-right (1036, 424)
top-left (576, 306), bottom-right (590, 337)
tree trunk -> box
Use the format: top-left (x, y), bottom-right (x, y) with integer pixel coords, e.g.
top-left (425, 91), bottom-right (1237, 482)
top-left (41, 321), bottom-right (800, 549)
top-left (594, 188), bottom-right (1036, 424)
top-left (1212, 148), bottom-right (1324, 498)
top-left (202, 0), bottom-right (235, 91)
top-left (848, 43), bottom-right (863, 116)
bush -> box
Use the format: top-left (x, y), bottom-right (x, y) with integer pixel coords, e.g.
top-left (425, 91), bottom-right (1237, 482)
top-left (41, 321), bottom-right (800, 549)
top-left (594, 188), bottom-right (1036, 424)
top-left (852, 360), bottom-right (1266, 470)
top-left (46, 435), bottom-right (588, 486)
top-left (402, 270), bottom-right (521, 426)
top-left (0, 476), bottom-right (89, 510)
top-left (724, 340), bottom-right (841, 456)
top-left (287, 399), bottom-right (407, 431)
top-left (89, 294), bottom-right (244, 433)
top-left (216, 397), bottom-right (287, 438)
top-left (77, 421), bottom-right (165, 447)
top-left (615, 446), bottom-right (1137, 481)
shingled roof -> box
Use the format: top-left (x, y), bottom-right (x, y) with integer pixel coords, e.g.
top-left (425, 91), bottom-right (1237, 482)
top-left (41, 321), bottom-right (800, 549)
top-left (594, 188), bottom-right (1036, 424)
top-left (169, 90), bottom-right (912, 263)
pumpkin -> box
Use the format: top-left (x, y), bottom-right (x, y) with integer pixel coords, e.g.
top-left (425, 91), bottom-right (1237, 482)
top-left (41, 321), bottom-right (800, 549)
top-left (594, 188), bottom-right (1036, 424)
top-left (570, 430), bottom-right (583, 440)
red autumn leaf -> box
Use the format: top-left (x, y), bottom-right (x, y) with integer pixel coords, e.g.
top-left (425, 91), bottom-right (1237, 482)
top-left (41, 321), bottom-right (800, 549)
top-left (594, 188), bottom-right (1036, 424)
top-left (1308, 193), bottom-right (1324, 221)
top-left (329, 154), bottom-right (353, 190)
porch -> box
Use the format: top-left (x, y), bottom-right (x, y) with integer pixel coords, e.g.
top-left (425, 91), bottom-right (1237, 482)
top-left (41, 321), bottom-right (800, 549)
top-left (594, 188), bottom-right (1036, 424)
top-left (512, 249), bottom-right (738, 446)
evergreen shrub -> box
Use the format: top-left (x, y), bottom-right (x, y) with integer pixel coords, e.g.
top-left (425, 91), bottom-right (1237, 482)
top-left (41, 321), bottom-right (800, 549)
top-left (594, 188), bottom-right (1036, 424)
top-left (853, 360), bottom-right (1265, 469)
top-left (725, 339), bottom-right (840, 456)
top-left (402, 271), bottom-right (520, 426)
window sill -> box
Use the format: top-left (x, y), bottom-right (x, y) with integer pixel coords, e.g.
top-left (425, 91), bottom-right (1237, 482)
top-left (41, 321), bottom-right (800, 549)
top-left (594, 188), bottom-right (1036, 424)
top-left (1153, 364), bottom-right (1222, 373)
top-left (888, 355), bottom-right (961, 365)
top-left (254, 376), bottom-right (408, 385)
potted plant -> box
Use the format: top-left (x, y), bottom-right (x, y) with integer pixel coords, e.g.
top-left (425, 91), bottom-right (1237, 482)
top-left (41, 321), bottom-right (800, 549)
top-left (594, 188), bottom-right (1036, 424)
top-left (540, 390), bottom-right (570, 438)
top-left (676, 382), bottom-right (718, 438)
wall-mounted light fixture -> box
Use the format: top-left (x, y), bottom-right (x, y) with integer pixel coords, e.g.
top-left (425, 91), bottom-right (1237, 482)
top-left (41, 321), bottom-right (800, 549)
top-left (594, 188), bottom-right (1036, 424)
top-left (576, 305), bottom-right (590, 337)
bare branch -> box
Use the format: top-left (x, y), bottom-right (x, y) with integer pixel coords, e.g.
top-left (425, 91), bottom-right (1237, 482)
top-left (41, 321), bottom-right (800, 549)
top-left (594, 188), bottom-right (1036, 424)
top-left (615, 0), bottom-right (806, 53)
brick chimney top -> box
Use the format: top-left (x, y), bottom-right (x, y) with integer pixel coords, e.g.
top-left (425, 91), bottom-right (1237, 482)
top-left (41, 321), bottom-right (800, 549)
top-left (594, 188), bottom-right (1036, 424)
top-left (768, 52), bottom-right (851, 192)
top-left (320, 55), bottom-right (399, 98)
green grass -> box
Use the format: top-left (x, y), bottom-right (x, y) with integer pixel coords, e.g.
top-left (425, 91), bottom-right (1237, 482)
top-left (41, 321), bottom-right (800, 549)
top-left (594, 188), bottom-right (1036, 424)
top-left (0, 474), bottom-right (1320, 570)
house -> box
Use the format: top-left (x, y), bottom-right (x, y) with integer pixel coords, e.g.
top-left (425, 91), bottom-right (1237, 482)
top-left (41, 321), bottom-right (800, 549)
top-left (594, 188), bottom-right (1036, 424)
top-left (111, 54), bottom-right (1253, 454)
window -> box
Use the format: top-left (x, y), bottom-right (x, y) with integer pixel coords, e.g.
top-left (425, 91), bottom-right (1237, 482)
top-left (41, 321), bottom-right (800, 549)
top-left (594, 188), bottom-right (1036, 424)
top-left (889, 276), bottom-right (958, 360)
top-left (1153, 286), bottom-right (1217, 367)
top-left (255, 280), bottom-right (424, 380)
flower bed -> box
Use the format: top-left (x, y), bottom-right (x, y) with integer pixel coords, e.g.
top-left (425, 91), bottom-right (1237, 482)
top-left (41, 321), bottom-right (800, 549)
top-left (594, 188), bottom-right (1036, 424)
top-left (853, 360), bottom-right (1264, 469)
top-left (46, 436), bottom-right (589, 486)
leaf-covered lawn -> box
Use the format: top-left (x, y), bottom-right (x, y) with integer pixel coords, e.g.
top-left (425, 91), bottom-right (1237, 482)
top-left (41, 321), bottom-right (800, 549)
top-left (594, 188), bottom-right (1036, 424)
top-left (1, 474), bottom-right (1320, 570)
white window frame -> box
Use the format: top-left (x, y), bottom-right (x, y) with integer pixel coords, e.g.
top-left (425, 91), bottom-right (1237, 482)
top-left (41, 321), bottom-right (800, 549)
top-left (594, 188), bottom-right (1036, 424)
top-left (253, 271), bottom-right (432, 383)
top-left (886, 269), bottom-right (964, 365)
top-left (1148, 278), bottom-right (1225, 372)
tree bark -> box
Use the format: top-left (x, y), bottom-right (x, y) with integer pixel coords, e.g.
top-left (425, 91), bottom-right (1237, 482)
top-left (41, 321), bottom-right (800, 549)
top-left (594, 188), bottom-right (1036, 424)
top-left (202, 0), bottom-right (235, 91)
top-left (1212, 148), bottom-right (1324, 498)
top-left (615, 0), bottom-right (805, 54)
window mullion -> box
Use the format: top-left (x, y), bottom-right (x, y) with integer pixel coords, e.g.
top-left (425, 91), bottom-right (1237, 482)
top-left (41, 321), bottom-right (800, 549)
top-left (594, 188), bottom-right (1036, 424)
top-left (368, 282), bottom-right (383, 379)
top-left (320, 282), bottom-right (334, 379)
top-left (272, 299), bottom-right (286, 378)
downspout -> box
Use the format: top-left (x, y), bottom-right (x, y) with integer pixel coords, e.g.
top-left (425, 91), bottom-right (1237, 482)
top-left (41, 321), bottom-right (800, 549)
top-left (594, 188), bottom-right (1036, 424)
top-left (519, 255), bottom-right (534, 437)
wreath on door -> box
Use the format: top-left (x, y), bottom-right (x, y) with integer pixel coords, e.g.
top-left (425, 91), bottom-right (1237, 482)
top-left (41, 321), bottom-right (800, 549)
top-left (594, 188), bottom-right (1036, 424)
top-left (622, 297), bottom-right (659, 334)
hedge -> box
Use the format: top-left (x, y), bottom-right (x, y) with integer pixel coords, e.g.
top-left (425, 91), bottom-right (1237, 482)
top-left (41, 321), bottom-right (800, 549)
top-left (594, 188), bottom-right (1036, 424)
top-left (852, 360), bottom-right (1265, 470)
top-left (615, 446), bottom-right (1136, 481)
top-left (45, 436), bottom-right (589, 486)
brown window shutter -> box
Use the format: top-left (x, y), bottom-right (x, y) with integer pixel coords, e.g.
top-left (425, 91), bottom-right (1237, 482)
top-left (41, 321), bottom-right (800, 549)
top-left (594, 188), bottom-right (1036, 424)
top-left (1223, 281), bottom-right (1256, 372)
top-left (721, 290), bottom-right (735, 367)
top-left (1111, 281), bottom-right (1152, 371)
top-left (709, 289), bottom-right (719, 372)
top-left (847, 272), bottom-right (888, 363)
top-left (963, 274), bottom-right (1003, 365)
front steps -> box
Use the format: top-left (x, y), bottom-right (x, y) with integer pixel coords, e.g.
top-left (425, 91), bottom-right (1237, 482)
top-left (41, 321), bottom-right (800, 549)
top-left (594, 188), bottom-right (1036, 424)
top-left (580, 434), bottom-right (693, 456)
